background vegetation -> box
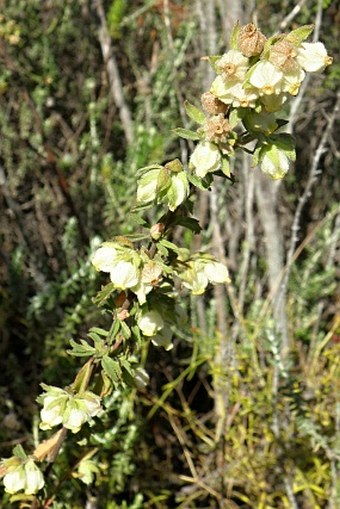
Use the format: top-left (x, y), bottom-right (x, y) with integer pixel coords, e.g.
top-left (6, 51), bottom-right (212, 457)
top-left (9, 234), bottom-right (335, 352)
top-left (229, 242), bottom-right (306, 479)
top-left (0, 0), bottom-right (339, 507)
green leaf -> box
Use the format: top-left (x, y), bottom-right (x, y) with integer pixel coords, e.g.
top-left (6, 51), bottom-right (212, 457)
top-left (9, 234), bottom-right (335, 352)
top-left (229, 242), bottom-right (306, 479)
top-left (120, 320), bottom-right (131, 339)
top-left (92, 282), bottom-right (116, 307)
top-left (184, 101), bottom-right (205, 125)
top-left (101, 355), bottom-right (122, 384)
top-left (171, 216), bottom-right (202, 234)
top-left (286, 24), bottom-right (314, 46)
top-left (67, 339), bottom-right (96, 357)
top-left (172, 128), bottom-right (200, 141)
top-left (89, 327), bottom-right (109, 337)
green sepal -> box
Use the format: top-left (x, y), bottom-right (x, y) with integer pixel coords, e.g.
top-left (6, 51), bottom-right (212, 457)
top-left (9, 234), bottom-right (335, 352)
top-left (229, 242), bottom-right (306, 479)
top-left (230, 21), bottom-right (241, 50)
top-left (13, 444), bottom-right (27, 460)
top-left (286, 24), bottom-right (314, 46)
top-left (172, 127), bottom-right (201, 141)
top-left (72, 359), bottom-right (94, 392)
top-left (221, 157), bottom-right (231, 178)
top-left (184, 100), bottom-right (205, 125)
top-left (186, 171), bottom-right (212, 190)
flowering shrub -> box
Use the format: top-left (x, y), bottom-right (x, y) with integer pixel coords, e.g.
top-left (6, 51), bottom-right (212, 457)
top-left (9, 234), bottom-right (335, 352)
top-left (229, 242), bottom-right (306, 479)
top-left (0, 21), bottom-right (332, 505)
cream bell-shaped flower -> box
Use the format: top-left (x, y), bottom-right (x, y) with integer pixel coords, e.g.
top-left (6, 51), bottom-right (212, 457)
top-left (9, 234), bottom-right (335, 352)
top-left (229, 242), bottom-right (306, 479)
top-left (109, 260), bottom-right (139, 289)
top-left (282, 67), bottom-right (305, 96)
top-left (260, 145), bottom-right (291, 179)
top-left (297, 42), bottom-right (333, 73)
top-left (190, 141), bottom-right (221, 178)
top-left (138, 310), bottom-right (164, 337)
top-left (216, 50), bottom-right (249, 82)
top-left (92, 244), bottom-right (118, 272)
top-left (136, 168), bottom-right (160, 203)
top-left (151, 325), bottom-right (174, 351)
top-left (249, 61), bottom-right (283, 96)
top-left (23, 459), bottom-right (45, 495)
top-left (211, 76), bottom-right (257, 108)
top-left (202, 260), bottom-right (230, 284)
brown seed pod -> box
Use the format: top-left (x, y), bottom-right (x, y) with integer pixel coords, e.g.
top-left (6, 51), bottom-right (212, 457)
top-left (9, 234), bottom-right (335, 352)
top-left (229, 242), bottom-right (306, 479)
top-left (238, 23), bottom-right (267, 57)
top-left (201, 91), bottom-right (228, 115)
top-left (269, 40), bottom-right (299, 72)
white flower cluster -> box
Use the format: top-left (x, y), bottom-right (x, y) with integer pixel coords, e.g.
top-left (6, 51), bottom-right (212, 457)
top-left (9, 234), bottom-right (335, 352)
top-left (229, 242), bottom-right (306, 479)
top-left (189, 24), bottom-right (332, 180)
top-left (37, 384), bottom-right (102, 434)
top-left (1, 457), bottom-right (44, 495)
top-left (92, 242), bottom-right (165, 304)
top-left (211, 30), bottom-right (332, 112)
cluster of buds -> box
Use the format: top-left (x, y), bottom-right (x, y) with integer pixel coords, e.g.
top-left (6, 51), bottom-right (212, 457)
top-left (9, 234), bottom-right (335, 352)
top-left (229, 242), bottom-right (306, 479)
top-left (37, 384), bottom-right (102, 434)
top-left (0, 451), bottom-right (44, 495)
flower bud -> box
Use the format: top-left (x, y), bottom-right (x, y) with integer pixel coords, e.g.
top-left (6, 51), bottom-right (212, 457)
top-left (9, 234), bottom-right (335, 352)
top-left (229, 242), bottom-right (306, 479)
top-left (164, 158), bottom-right (183, 173)
top-left (201, 91), bottom-right (228, 115)
top-left (238, 23), bottom-right (266, 57)
top-left (150, 223), bottom-right (165, 240)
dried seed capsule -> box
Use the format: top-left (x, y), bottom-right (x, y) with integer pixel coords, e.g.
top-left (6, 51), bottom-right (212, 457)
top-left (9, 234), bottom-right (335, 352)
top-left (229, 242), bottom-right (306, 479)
top-left (238, 23), bottom-right (267, 57)
top-left (269, 40), bottom-right (299, 72)
top-left (201, 91), bottom-right (228, 115)
top-left (204, 114), bottom-right (231, 143)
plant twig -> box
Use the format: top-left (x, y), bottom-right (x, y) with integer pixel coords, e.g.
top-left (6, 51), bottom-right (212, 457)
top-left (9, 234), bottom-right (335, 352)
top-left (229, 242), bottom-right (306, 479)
top-left (93, 0), bottom-right (134, 145)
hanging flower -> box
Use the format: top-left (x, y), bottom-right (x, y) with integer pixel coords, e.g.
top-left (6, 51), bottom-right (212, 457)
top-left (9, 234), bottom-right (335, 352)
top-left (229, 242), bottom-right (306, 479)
top-left (38, 385), bottom-right (102, 434)
top-left (216, 50), bottom-right (249, 82)
top-left (189, 141), bottom-right (221, 177)
top-left (297, 42), bottom-right (333, 72)
top-left (249, 61), bottom-right (283, 96)
top-left (138, 310), bottom-right (164, 337)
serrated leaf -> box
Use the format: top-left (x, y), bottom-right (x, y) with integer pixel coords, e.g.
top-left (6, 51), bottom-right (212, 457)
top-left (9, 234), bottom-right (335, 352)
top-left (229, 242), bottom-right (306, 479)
top-left (92, 282), bottom-right (116, 307)
top-left (286, 24), bottom-right (314, 46)
top-left (184, 101), bottom-right (205, 125)
top-left (101, 355), bottom-right (122, 383)
top-left (172, 128), bottom-right (200, 141)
